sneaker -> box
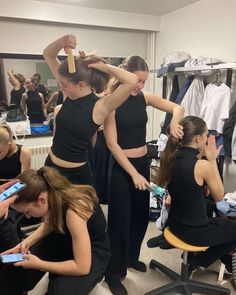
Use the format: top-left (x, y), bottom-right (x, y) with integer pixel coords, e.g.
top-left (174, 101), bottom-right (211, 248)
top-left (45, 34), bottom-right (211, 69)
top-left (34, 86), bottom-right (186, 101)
top-left (105, 278), bottom-right (128, 295)
top-left (128, 260), bottom-right (146, 272)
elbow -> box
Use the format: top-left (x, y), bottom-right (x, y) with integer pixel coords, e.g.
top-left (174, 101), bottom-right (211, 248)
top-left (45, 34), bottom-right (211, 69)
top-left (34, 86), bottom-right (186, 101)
top-left (129, 74), bottom-right (138, 88)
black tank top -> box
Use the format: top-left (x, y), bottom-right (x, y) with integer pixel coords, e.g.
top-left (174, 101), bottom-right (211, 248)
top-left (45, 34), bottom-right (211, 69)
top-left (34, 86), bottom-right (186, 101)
top-left (57, 91), bottom-right (64, 105)
top-left (0, 145), bottom-right (22, 181)
top-left (115, 91), bottom-right (147, 149)
top-left (10, 86), bottom-right (25, 107)
top-left (60, 203), bottom-right (109, 261)
top-left (168, 147), bottom-right (209, 226)
top-left (26, 91), bottom-right (45, 123)
top-left (51, 93), bottom-right (99, 162)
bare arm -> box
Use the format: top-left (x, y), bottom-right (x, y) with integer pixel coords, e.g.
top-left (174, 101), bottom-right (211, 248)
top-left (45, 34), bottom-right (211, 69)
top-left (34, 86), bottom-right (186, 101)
top-left (21, 93), bottom-right (27, 115)
top-left (46, 91), bottom-right (59, 110)
top-left (104, 112), bottom-right (149, 190)
top-left (91, 63), bottom-right (138, 125)
top-left (52, 104), bottom-right (62, 137)
top-left (43, 34), bottom-right (77, 82)
top-left (144, 92), bottom-right (184, 139)
top-left (20, 147), bottom-right (31, 171)
top-left (39, 93), bottom-right (47, 118)
top-left (195, 136), bottom-right (224, 202)
top-left (7, 70), bottom-right (21, 90)
top-left (16, 209), bottom-right (92, 276)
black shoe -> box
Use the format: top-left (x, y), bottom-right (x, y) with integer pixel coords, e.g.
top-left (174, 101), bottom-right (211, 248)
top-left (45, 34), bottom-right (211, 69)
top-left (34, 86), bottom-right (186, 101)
top-left (105, 278), bottom-right (128, 295)
top-left (128, 260), bottom-right (146, 272)
top-left (147, 234), bottom-right (164, 248)
top-left (159, 239), bottom-right (174, 249)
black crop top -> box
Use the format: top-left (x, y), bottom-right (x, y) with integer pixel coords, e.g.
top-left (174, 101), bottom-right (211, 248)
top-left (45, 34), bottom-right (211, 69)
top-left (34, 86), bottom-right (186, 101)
top-left (0, 145), bottom-right (22, 182)
top-left (168, 147), bottom-right (209, 226)
top-left (51, 93), bottom-right (100, 162)
top-left (115, 92), bottom-right (147, 149)
top-left (10, 86), bottom-right (25, 107)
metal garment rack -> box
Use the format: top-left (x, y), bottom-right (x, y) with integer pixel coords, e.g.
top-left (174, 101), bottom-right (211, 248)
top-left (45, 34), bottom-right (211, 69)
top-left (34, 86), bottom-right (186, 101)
top-left (150, 62), bottom-right (236, 73)
top-left (150, 62), bottom-right (236, 99)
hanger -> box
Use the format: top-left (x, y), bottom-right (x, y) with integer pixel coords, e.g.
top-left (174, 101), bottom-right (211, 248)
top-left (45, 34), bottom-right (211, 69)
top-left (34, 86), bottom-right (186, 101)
top-left (213, 70), bottom-right (223, 86)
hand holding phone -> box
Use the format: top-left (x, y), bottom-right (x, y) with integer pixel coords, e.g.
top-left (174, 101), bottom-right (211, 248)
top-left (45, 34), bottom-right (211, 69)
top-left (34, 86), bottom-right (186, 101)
top-left (0, 253), bottom-right (25, 264)
top-left (0, 181), bottom-right (26, 202)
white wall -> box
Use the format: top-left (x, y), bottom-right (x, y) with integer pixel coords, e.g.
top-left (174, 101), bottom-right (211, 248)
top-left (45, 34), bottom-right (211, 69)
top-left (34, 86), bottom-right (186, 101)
top-left (0, 19), bottom-right (148, 57)
top-left (156, 0), bottom-right (236, 192)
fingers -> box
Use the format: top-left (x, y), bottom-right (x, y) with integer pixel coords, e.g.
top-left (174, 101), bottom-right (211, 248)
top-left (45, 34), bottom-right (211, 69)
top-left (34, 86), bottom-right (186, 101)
top-left (63, 34), bottom-right (77, 52)
top-left (79, 50), bottom-right (86, 57)
top-left (0, 179), bottom-right (19, 193)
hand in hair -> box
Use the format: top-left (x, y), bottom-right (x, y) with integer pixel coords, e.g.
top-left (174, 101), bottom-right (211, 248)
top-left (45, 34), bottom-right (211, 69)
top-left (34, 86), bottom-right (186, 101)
top-left (169, 122), bottom-right (184, 140)
top-left (63, 34), bottom-right (77, 54)
top-left (79, 50), bottom-right (86, 57)
top-left (87, 61), bottom-right (107, 72)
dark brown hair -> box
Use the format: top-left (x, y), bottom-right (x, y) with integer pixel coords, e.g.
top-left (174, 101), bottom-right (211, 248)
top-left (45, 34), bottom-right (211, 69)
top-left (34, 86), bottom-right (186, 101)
top-left (158, 116), bottom-right (207, 187)
top-left (16, 167), bottom-right (98, 233)
top-left (108, 55), bottom-right (149, 93)
top-left (14, 74), bottom-right (25, 86)
top-left (58, 54), bottom-right (109, 94)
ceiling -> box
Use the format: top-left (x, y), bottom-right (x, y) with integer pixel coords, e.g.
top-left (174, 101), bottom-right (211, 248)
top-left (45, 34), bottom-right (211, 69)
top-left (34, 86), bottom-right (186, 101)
top-left (38, 0), bottom-right (201, 16)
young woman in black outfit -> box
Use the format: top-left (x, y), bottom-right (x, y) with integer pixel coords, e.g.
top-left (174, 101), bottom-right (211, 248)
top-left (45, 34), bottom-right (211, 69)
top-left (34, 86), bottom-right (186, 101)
top-left (21, 77), bottom-right (47, 124)
top-left (0, 166), bottom-right (110, 295)
top-left (7, 70), bottom-right (25, 107)
top-left (103, 56), bottom-right (184, 295)
top-left (43, 34), bottom-right (137, 185)
top-left (158, 116), bottom-right (236, 271)
top-left (0, 124), bottom-right (31, 251)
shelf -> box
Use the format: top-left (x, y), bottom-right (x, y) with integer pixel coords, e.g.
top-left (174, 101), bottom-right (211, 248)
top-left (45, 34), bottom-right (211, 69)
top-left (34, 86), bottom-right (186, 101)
top-left (150, 62), bottom-right (236, 74)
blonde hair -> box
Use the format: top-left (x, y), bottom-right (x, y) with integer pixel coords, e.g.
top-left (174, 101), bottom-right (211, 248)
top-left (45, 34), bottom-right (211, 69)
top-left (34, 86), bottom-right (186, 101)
top-left (0, 124), bottom-right (17, 157)
top-left (16, 167), bottom-right (99, 233)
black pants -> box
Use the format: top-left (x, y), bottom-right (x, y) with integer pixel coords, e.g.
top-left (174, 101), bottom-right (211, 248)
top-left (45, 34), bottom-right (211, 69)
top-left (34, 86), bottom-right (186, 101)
top-left (45, 155), bottom-right (93, 185)
top-left (0, 233), bottom-right (109, 295)
top-left (93, 131), bottom-right (110, 204)
top-left (105, 155), bottom-right (150, 279)
top-left (169, 215), bottom-right (236, 268)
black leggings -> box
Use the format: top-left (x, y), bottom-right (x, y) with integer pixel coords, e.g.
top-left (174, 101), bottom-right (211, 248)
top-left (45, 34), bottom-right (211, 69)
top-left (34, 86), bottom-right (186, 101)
top-left (45, 155), bottom-right (93, 185)
top-left (0, 233), bottom-right (109, 295)
top-left (105, 155), bottom-right (150, 279)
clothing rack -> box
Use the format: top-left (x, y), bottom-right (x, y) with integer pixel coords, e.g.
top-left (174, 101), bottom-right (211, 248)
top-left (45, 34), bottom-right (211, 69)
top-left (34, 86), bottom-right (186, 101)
top-left (150, 62), bottom-right (236, 73)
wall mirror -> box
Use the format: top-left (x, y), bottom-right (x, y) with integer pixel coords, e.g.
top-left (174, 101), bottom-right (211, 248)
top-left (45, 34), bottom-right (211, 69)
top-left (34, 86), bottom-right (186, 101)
top-left (0, 53), bottom-right (123, 136)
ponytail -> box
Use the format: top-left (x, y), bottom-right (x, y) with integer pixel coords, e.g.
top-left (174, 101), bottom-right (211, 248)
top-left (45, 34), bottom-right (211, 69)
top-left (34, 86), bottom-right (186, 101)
top-left (17, 167), bottom-right (98, 233)
top-left (158, 135), bottom-right (181, 187)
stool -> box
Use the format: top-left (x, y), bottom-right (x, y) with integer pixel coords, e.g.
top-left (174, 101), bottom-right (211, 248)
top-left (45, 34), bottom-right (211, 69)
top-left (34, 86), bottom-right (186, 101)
top-left (145, 227), bottom-right (230, 295)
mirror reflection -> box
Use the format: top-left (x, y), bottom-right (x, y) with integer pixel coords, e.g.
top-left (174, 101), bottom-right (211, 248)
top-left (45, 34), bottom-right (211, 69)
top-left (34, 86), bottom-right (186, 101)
top-left (0, 54), bottom-right (123, 136)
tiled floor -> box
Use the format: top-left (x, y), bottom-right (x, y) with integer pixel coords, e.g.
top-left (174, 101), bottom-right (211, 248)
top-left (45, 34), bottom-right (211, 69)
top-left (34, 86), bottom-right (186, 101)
top-left (29, 205), bottom-right (236, 294)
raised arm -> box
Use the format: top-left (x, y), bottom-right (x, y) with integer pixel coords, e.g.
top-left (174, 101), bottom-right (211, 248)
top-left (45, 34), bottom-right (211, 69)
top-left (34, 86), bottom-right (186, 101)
top-left (104, 112), bottom-right (149, 190)
top-left (195, 136), bottom-right (224, 202)
top-left (7, 70), bottom-right (21, 90)
top-left (91, 63), bottom-right (138, 125)
top-left (145, 92), bottom-right (184, 139)
top-left (43, 34), bottom-right (77, 81)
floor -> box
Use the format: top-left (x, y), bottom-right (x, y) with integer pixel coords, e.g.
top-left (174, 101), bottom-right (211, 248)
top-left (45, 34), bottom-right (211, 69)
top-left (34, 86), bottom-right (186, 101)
top-left (29, 205), bottom-right (236, 295)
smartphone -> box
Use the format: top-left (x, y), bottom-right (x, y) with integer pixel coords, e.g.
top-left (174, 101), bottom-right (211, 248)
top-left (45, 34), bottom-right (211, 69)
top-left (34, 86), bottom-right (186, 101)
top-left (0, 253), bottom-right (25, 264)
top-left (0, 181), bottom-right (26, 202)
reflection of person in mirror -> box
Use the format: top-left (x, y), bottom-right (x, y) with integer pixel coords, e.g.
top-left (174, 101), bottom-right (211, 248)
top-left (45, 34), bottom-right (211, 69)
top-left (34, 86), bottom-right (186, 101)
top-left (0, 124), bottom-right (31, 251)
top-left (103, 56), bottom-right (184, 294)
top-left (7, 69), bottom-right (26, 108)
top-left (21, 77), bottom-right (47, 124)
top-left (33, 73), bottom-right (47, 102)
top-left (0, 167), bottom-right (110, 295)
top-left (43, 34), bottom-right (137, 185)
top-left (46, 90), bottom-right (67, 113)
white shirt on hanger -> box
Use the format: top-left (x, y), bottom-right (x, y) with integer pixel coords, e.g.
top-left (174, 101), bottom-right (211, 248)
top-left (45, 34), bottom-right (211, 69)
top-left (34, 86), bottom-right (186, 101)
top-left (200, 83), bottom-right (231, 133)
top-left (180, 76), bottom-right (205, 117)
